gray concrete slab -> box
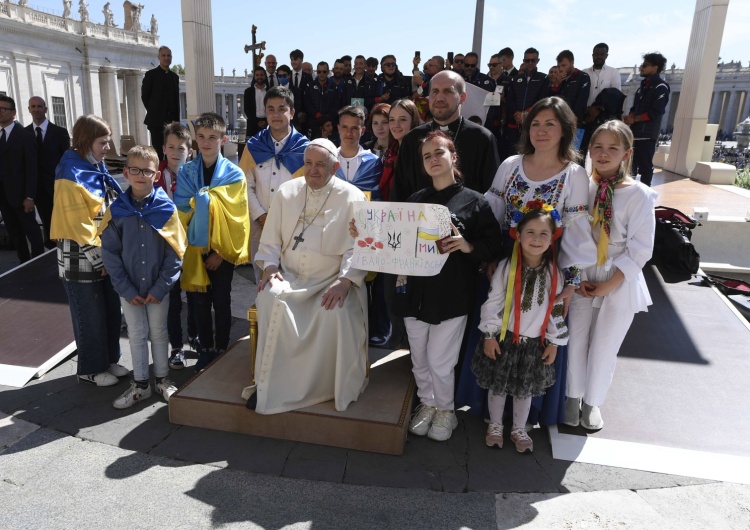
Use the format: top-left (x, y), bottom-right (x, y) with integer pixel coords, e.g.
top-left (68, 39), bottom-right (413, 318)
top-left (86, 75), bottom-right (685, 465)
top-left (0, 412), bottom-right (38, 453)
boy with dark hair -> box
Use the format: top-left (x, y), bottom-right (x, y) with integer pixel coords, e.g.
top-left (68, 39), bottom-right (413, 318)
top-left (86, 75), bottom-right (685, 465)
top-left (100, 145), bottom-right (187, 407)
top-left (623, 52), bottom-right (670, 186)
top-left (174, 113), bottom-right (250, 371)
top-left (154, 122), bottom-right (196, 369)
top-left (556, 49), bottom-right (591, 126)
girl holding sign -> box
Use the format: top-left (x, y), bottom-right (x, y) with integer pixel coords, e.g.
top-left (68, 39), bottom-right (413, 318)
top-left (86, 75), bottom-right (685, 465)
top-left (395, 131), bottom-right (502, 442)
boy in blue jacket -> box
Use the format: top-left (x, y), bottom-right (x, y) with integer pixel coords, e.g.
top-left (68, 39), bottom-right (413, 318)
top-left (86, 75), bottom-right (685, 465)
top-left (101, 145), bottom-right (187, 409)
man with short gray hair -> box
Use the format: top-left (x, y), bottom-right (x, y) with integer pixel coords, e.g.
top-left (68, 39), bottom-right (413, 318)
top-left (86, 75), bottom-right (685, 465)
top-left (245, 138), bottom-right (369, 415)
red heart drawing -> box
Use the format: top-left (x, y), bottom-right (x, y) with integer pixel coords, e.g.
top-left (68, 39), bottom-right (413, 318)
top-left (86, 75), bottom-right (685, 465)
top-left (374, 242), bottom-right (383, 249)
top-left (357, 240), bottom-right (367, 247)
top-left (365, 237), bottom-right (374, 244)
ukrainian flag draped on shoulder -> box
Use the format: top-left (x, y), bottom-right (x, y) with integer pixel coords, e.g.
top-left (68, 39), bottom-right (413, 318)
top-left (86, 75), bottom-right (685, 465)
top-left (239, 126), bottom-right (308, 178)
top-left (50, 150), bottom-right (123, 247)
top-left (174, 153), bottom-right (250, 292)
top-left (98, 187), bottom-right (187, 259)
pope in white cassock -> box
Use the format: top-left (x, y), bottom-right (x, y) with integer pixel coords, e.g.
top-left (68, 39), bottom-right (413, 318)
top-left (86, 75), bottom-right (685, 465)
top-left (243, 138), bottom-right (369, 414)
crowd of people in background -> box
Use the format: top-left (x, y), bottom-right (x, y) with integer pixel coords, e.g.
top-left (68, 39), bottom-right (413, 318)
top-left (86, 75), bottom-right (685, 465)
top-left (0, 40), bottom-right (669, 453)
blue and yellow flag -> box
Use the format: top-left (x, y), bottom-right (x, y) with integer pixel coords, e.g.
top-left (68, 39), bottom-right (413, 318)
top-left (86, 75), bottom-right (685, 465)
top-left (174, 153), bottom-right (250, 291)
top-left (98, 187), bottom-right (187, 259)
top-left (416, 226), bottom-right (440, 241)
top-left (50, 150), bottom-right (123, 247)
top-left (239, 126), bottom-right (308, 178)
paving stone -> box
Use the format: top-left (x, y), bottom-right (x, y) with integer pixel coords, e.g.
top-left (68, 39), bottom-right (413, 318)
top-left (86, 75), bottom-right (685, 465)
top-left (281, 442), bottom-right (348, 482)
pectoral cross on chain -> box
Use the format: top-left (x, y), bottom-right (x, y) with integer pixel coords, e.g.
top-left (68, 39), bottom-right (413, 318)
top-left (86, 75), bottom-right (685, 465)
top-left (292, 234), bottom-right (304, 250)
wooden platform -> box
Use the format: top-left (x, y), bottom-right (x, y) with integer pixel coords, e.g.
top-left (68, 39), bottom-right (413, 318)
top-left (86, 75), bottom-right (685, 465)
top-left (169, 339), bottom-right (416, 455)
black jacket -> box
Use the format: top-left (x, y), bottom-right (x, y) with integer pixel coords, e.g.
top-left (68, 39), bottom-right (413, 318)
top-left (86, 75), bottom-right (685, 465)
top-left (375, 72), bottom-right (412, 105)
top-left (344, 75), bottom-right (378, 111)
top-left (629, 74), bottom-right (670, 139)
top-left (141, 66), bottom-right (180, 129)
top-left (392, 118), bottom-right (500, 201)
top-left (25, 121), bottom-right (70, 198)
top-left (0, 122), bottom-right (38, 204)
top-left (557, 68), bottom-right (591, 123)
top-left (506, 70), bottom-right (549, 125)
top-left (394, 183), bottom-right (502, 324)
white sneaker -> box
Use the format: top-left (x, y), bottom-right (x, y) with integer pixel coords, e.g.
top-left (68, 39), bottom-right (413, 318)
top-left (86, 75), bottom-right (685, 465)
top-left (78, 372), bottom-right (119, 387)
top-left (113, 381), bottom-right (152, 409)
top-left (564, 397), bottom-right (581, 427)
top-left (155, 378), bottom-right (178, 402)
top-left (107, 363), bottom-right (130, 377)
top-left (581, 402), bottom-right (604, 430)
top-left (427, 409), bottom-right (458, 441)
top-left (408, 404), bottom-right (438, 436)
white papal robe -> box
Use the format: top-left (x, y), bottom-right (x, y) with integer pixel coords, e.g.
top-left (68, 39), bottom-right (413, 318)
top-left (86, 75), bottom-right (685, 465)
top-left (246, 176), bottom-right (369, 414)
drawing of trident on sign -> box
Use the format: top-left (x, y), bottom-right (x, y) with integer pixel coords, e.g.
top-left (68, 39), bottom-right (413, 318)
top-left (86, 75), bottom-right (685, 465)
top-left (387, 231), bottom-right (401, 251)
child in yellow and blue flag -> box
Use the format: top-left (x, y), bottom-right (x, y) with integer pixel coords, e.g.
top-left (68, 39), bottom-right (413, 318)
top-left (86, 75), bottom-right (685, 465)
top-left (100, 145), bottom-right (187, 409)
top-left (50, 114), bottom-right (126, 388)
top-left (175, 113), bottom-right (250, 372)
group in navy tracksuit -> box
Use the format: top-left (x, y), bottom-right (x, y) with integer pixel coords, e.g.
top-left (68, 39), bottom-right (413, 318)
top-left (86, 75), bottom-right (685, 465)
top-left (304, 79), bottom-right (342, 138)
top-left (628, 72), bottom-right (670, 186)
top-left (503, 69), bottom-right (549, 159)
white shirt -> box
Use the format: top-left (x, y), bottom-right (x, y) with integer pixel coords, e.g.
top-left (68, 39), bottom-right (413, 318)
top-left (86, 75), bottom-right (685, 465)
top-left (337, 145), bottom-right (365, 182)
top-left (254, 85), bottom-right (267, 118)
top-left (247, 130), bottom-right (292, 221)
top-left (0, 120), bottom-right (16, 139)
top-left (583, 64), bottom-right (622, 106)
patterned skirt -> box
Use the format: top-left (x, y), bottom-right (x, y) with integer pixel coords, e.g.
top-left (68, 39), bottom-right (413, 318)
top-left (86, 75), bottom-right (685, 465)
top-left (471, 332), bottom-right (556, 399)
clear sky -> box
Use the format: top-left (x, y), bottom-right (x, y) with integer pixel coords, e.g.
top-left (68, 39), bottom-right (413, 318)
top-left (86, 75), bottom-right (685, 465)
top-left (26, 0), bottom-right (750, 75)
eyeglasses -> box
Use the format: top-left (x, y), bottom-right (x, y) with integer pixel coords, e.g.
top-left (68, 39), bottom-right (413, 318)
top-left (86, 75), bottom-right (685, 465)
top-left (0, 107), bottom-right (14, 112)
top-left (523, 58), bottom-right (539, 63)
top-left (125, 166), bottom-right (157, 178)
top-left (488, 63), bottom-right (500, 68)
top-left (382, 62), bottom-right (396, 67)
top-left (317, 70), bottom-right (329, 74)
top-left (464, 63), bottom-right (477, 68)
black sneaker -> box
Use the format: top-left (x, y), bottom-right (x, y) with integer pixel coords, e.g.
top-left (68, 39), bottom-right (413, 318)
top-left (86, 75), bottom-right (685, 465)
top-left (168, 349), bottom-right (185, 370)
top-left (187, 336), bottom-right (200, 351)
top-left (194, 348), bottom-right (216, 373)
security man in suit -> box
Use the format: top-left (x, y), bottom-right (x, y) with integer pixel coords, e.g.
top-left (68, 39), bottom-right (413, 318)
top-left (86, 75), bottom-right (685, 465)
top-left (26, 96), bottom-right (71, 248)
top-left (141, 46), bottom-right (180, 158)
top-left (0, 95), bottom-right (44, 263)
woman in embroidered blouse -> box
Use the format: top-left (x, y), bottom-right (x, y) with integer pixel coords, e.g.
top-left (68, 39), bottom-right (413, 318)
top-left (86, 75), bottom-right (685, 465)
top-left (465, 97), bottom-right (597, 425)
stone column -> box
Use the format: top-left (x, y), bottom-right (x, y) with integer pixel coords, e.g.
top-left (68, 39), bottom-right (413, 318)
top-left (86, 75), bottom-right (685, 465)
top-left (708, 90), bottom-right (724, 124)
top-left (99, 67), bottom-right (123, 155)
top-left (181, 0), bottom-right (216, 120)
top-left (665, 0), bottom-right (730, 176)
top-left (722, 90), bottom-right (741, 133)
top-left (741, 92), bottom-right (750, 122)
top-left (123, 70), bottom-right (141, 143)
top-left (82, 65), bottom-right (104, 117)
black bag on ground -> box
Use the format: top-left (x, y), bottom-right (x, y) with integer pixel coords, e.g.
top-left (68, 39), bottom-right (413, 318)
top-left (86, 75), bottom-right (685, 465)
top-left (653, 206), bottom-right (700, 275)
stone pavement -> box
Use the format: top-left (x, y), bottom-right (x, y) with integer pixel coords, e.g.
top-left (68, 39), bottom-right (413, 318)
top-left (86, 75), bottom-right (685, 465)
top-left (1, 254), bottom-right (750, 528)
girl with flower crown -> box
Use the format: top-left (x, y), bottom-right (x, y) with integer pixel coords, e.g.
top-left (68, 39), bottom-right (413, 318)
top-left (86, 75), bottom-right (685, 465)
top-left (473, 204), bottom-right (569, 453)
top-left (564, 120), bottom-right (657, 430)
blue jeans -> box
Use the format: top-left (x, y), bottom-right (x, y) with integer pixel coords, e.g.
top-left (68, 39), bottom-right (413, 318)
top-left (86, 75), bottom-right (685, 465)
top-left (121, 297), bottom-right (170, 381)
top-left (62, 276), bottom-right (122, 375)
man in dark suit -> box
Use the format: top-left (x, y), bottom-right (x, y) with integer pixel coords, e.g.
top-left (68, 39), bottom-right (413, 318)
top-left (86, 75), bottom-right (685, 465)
top-left (26, 96), bottom-right (71, 248)
top-left (243, 66), bottom-right (269, 139)
top-left (289, 49), bottom-right (313, 135)
top-left (141, 46), bottom-right (180, 158)
top-left (0, 95), bottom-right (44, 263)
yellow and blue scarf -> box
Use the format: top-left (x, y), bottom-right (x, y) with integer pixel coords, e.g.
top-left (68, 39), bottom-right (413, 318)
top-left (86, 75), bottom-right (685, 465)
top-left (591, 170), bottom-right (624, 266)
top-left (50, 150), bottom-right (123, 247)
top-left (174, 153), bottom-right (250, 291)
top-left (239, 126), bottom-right (308, 178)
top-left (98, 187), bottom-right (187, 259)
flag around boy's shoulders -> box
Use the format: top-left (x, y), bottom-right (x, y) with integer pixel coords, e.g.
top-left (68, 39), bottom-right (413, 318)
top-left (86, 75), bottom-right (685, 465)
top-left (174, 153), bottom-right (250, 292)
top-left (240, 126), bottom-right (308, 178)
top-left (50, 150), bottom-right (124, 247)
top-left (97, 186), bottom-right (187, 259)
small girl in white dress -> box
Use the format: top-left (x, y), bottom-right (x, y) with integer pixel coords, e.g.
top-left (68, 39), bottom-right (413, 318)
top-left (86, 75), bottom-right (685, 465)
top-left (565, 120), bottom-right (658, 430)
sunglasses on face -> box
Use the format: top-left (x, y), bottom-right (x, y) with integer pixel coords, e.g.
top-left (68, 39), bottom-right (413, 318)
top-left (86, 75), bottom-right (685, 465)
top-left (383, 62), bottom-right (396, 67)
top-left (317, 70), bottom-right (329, 74)
top-left (523, 58), bottom-right (539, 63)
top-left (464, 63), bottom-right (477, 68)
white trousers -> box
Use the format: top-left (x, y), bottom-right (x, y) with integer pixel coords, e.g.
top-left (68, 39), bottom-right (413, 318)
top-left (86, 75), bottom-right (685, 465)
top-left (120, 297), bottom-right (170, 382)
top-left (404, 315), bottom-right (467, 410)
top-left (566, 294), bottom-right (634, 406)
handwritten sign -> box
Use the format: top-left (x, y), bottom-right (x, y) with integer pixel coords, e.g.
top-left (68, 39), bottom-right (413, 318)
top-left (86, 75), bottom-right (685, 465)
top-left (352, 202), bottom-right (451, 276)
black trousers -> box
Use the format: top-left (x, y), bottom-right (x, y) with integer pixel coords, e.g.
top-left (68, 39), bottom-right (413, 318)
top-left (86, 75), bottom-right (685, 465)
top-left (633, 138), bottom-right (657, 187)
top-left (0, 181), bottom-right (44, 262)
top-left (148, 126), bottom-right (165, 161)
top-left (187, 259), bottom-right (234, 351)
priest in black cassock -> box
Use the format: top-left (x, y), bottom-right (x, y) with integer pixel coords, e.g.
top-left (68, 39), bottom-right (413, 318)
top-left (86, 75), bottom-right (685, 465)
top-left (391, 70), bottom-right (500, 201)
